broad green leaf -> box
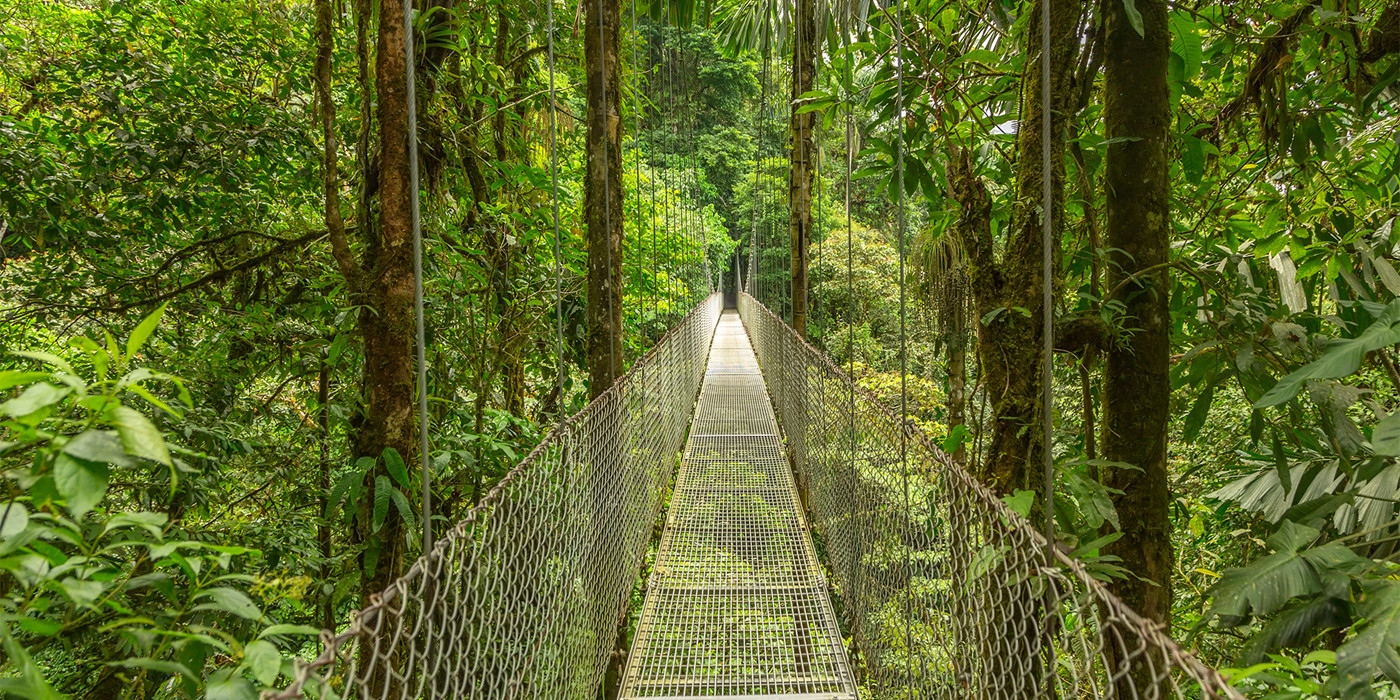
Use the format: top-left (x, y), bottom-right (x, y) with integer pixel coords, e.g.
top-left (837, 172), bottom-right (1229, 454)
top-left (1002, 490), bottom-right (1035, 519)
top-left (1255, 300), bottom-right (1400, 407)
top-left (112, 405), bottom-right (171, 466)
top-left (0, 623), bottom-right (63, 700)
top-left (383, 447), bottom-right (410, 489)
top-left (60, 577), bottom-right (107, 608)
top-left (1266, 520), bottom-right (1320, 553)
top-left (258, 624), bottom-right (322, 639)
top-left (1374, 412), bottom-right (1400, 457)
top-left (242, 639), bottom-right (282, 686)
top-left (0, 502), bottom-right (29, 538)
top-left (0, 383), bottom-right (70, 418)
top-left (1339, 581), bottom-right (1400, 699)
top-left (11, 351), bottom-right (76, 378)
top-left (1208, 524), bottom-right (1325, 623)
top-left (54, 454), bottom-right (109, 519)
top-left (103, 511), bottom-right (168, 537)
top-left (62, 430), bottom-right (131, 466)
top-left (372, 475), bottom-right (392, 533)
top-left (206, 668), bottom-right (258, 700)
top-left (1121, 0), bottom-right (1145, 37)
top-left (1182, 385), bottom-right (1214, 442)
top-left (389, 485), bottom-right (416, 535)
top-left (195, 588), bottom-right (263, 621)
top-left (0, 371), bottom-right (49, 391)
top-left (125, 302), bottom-right (168, 362)
top-left (15, 618), bottom-right (61, 637)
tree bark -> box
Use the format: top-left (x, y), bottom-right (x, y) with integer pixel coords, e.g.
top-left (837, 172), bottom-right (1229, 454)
top-left (585, 0), bottom-right (624, 398)
top-left (788, 0), bottom-right (817, 337)
top-left (951, 0), bottom-right (1078, 507)
top-left (352, 1), bottom-right (416, 690)
top-left (947, 1), bottom-right (1079, 694)
top-left (1101, 0), bottom-right (1174, 686)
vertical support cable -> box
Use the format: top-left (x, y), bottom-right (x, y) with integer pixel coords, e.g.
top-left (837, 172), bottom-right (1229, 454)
top-left (632, 0), bottom-right (642, 331)
top-left (547, 0), bottom-right (565, 406)
top-left (1040, 0), bottom-right (1055, 539)
top-left (892, 0), bottom-right (913, 684)
top-left (403, 0), bottom-right (430, 558)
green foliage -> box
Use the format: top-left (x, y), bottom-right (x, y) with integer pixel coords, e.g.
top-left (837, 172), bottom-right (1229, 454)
top-left (0, 309), bottom-right (316, 697)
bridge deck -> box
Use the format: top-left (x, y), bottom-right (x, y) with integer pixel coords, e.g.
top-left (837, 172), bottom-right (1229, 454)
top-left (619, 311), bottom-right (858, 700)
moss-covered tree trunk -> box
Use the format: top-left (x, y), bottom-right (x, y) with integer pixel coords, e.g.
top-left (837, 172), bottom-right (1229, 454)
top-left (948, 1), bottom-right (1079, 694)
top-left (1101, 0), bottom-right (1173, 689)
top-left (788, 0), bottom-right (816, 337)
top-left (349, 2), bottom-right (416, 691)
top-left (586, 0), bottom-right (624, 399)
top-left (952, 0), bottom-right (1077, 509)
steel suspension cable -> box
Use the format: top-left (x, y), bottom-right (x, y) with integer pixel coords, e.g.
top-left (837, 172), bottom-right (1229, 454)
top-left (891, 0), bottom-right (913, 684)
top-left (545, 0), bottom-right (565, 408)
top-left (402, 0), bottom-right (430, 558)
top-left (1040, 0), bottom-right (1056, 539)
top-left (632, 0), bottom-right (642, 332)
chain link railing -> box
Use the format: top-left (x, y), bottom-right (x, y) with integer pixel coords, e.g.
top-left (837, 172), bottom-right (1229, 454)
top-left (265, 293), bottom-right (721, 700)
top-left (738, 292), bottom-right (1241, 700)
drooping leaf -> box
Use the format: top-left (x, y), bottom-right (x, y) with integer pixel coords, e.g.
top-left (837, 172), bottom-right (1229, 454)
top-left (0, 502), bottom-right (30, 538)
top-left (372, 475), bottom-right (392, 533)
top-left (1121, 0), bottom-right (1145, 37)
top-left (194, 587), bottom-right (264, 621)
top-left (0, 383), bottom-right (70, 419)
top-left (389, 485), bottom-right (417, 536)
top-left (1255, 300), bottom-right (1400, 407)
top-left (1373, 412), bottom-right (1400, 457)
top-left (382, 447), bottom-right (410, 489)
top-left (205, 668), bottom-right (258, 700)
top-left (1182, 385), bottom-right (1214, 442)
top-left (1338, 581), bottom-right (1400, 699)
top-left (10, 351), bottom-right (76, 378)
top-left (125, 302), bottom-right (168, 362)
top-left (0, 624), bottom-right (64, 700)
top-left (242, 639), bottom-right (282, 686)
top-left (53, 454), bottom-right (109, 519)
top-left (62, 430), bottom-right (132, 466)
top-left (111, 405), bottom-right (171, 466)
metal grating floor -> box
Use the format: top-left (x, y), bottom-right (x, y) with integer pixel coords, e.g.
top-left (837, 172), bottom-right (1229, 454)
top-left (620, 311), bottom-right (858, 700)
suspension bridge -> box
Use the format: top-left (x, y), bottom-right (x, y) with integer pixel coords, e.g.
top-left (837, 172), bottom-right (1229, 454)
top-left (266, 293), bottom-right (1238, 700)
top-left (256, 0), bottom-right (1244, 695)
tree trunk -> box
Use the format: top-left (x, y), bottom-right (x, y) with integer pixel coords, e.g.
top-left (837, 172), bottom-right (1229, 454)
top-left (585, 0), bottom-right (624, 398)
top-left (946, 1), bottom-right (1079, 694)
top-left (952, 0), bottom-right (1077, 507)
top-left (1101, 0), bottom-right (1173, 687)
top-left (788, 0), bottom-right (817, 337)
top-left (352, 0), bottom-right (416, 690)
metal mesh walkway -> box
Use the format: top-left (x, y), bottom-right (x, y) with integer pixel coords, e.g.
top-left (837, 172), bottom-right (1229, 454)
top-left (619, 311), bottom-right (857, 700)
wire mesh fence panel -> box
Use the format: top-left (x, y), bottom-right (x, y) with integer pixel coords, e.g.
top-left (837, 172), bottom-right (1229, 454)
top-left (266, 294), bottom-right (722, 700)
top-left (738, 293), bottom-right (1242, 700)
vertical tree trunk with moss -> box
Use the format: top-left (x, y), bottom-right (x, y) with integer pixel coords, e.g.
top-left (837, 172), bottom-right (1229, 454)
top-left (1101, 0), bottom-right (1173, 687)
top-left (947, 1), bottom-right (1079, 694)
top-left (348, 3), bottom-right (416, 690)
top-left (586, 0), bottom-right (624, 399)
top-left (584, 0), bottom-right (627, 697)
top-left (788, 0), bottom-right (816, 337)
